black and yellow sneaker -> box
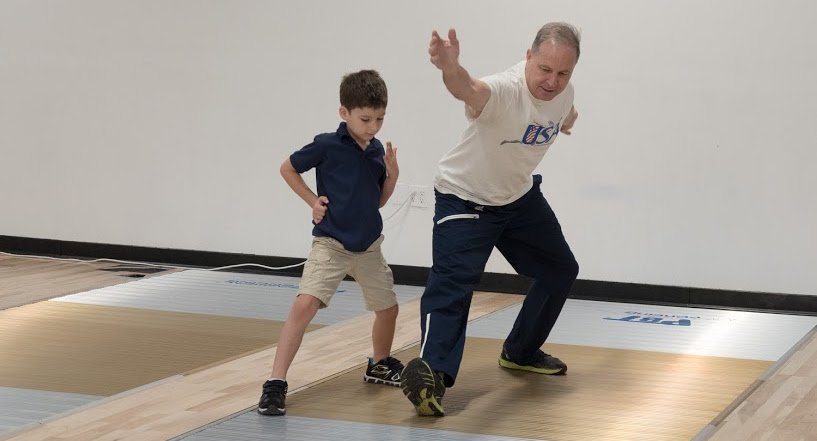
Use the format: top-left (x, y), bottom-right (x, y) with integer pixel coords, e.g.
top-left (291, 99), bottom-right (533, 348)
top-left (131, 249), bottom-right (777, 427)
top-left (364, 356), bottom-right (404, 387)
top-left (499, 348), bottom-right (567, 375)
top-left (400, 357), bottom-right (445, 416)
top-left (257, 379), bottom-right (287, 416)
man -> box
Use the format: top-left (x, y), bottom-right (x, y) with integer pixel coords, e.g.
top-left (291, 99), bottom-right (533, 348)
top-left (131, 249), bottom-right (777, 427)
top-left (401, 23), bottom-right (582, 417)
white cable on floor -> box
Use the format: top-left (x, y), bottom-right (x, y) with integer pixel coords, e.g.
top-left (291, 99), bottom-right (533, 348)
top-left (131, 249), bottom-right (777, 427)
top-left (0, 192), bottom-right (422, 272)
top-left (0, 251), bottom-right (306, 271)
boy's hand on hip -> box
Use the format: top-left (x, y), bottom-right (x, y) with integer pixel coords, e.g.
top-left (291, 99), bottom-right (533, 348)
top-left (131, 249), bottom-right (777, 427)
top-left (312, 196), bottom-right (329, 224)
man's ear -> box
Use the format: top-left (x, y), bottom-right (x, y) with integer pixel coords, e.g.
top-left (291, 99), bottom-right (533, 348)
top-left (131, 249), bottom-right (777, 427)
top-left (339, 106), bottom-right (349, 120)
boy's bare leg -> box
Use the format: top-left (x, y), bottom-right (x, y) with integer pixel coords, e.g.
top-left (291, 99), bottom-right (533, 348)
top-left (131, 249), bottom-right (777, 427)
top-left (371, 304), bottom-right (398, 361)
top-left (270, 293), bottom-right (322, 378)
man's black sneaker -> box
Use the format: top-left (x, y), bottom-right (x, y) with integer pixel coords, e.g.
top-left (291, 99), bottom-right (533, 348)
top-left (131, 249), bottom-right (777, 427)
top-left (364, 356), bottom-right (404, 387)
top-left (257, 379), bottom-right (287, 416)
top-left (400, 357), bottom-right (445, 416)
top-left (499, 348), bottom-right (567, 375)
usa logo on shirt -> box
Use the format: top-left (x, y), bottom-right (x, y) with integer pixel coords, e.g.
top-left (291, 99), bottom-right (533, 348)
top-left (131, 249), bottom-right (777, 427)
top-left (501, 121), bottom-right (561, 146)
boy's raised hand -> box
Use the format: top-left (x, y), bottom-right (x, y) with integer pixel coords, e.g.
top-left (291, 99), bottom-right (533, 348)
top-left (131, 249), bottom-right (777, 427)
top-left (429, 28), bottom-right (460, 71)
top-left (312, 196), bottom-right (329, 224)
top-left (385, 141), bottom-right (399, 179)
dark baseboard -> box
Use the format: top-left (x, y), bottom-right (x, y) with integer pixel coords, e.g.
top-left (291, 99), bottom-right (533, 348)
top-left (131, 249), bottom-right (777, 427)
top-left (2, 235), bottom-right (815, 315)
top-left (568, 279), bottom-right (817, 315)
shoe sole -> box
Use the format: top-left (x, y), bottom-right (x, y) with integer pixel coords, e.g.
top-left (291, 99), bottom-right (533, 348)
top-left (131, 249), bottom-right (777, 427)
top-left (498, 357), bottom-right (567, 375)
top-left (257, 406), bottom-right (286, 416)
top-left (400, 358), bottom-right (444, 416)
top-left (363, 375), bottom-right (401, 387)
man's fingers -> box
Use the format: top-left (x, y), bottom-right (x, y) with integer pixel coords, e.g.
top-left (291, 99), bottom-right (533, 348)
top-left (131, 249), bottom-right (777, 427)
top-left (430, 30), bottom-right (442, 48)
top-left (448, 28), bottom-right (458, 45)
top-left (430, 28), bottom-right (456, 67)
top-left (429, 31), bottom-right (441, 56)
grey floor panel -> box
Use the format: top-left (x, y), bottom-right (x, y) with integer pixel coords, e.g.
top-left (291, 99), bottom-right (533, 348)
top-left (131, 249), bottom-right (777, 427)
top-left (467, 298), bottom-right (817, 361)
top-left (0, 387), bottom-right (100, 436)
top-left (179, 413), bottom-right (540, 441)
top-left (52, 270), bottom-right (425, 325)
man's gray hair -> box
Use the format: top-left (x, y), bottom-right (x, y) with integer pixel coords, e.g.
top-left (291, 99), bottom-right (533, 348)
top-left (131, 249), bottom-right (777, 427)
top-left (532, 22), bottom-right (581, 59)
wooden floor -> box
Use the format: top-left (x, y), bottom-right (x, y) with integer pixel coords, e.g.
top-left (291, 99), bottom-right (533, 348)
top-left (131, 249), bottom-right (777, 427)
top-left (289, 340), bottom-right (769, 441)
top-left (705, 325), bottom-right (817, 440)
top-left (0, 301), bottom-right (319, 396)
top-left (0, 255), bottom-right (174, 310)
top-left (1, 255), bottom-right (816, 440)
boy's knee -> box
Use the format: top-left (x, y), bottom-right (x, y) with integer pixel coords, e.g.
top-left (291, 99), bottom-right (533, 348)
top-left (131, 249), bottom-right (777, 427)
top-left (375, 304), bottom-right (399, 319)
top-left (293, 293), bottom-right (323, 314)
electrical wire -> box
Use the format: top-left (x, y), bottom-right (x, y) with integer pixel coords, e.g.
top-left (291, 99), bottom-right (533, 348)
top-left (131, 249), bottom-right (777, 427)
top-left (381, 190), bottom-right (416, 222)
top-left (0, 250), bottom-right (305, 271)
top-left (0, 191), bottom-right (423, 272)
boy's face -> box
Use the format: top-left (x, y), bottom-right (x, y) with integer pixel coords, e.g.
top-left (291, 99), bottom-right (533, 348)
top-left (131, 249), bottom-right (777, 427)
top-left (339, 106), bottom-right (386, 148)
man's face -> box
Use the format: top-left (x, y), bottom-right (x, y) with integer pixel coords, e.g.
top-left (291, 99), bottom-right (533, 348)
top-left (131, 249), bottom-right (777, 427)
top-left (524, 40), bottom-right (578, 101)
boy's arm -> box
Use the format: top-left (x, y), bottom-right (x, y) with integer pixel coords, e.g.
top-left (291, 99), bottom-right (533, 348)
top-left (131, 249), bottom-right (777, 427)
top-left (280, 158), bottom-right (329, 224)
top-left (379, 142), bottom-right (399, 208)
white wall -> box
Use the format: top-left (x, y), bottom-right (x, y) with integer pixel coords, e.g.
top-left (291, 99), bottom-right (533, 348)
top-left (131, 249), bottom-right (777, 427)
top-left (1, 0), bottom-right (815, 296)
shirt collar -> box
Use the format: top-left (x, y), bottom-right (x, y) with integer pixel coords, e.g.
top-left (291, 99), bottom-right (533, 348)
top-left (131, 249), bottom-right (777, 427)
top-left (336, 122), bottom-right (383, 156)
top-left (336, 122), bottom-right (355, 142)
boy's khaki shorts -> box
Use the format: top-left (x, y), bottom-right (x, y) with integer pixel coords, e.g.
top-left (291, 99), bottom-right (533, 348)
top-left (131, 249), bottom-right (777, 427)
top-left (297, 235), bottom-right (397, 311)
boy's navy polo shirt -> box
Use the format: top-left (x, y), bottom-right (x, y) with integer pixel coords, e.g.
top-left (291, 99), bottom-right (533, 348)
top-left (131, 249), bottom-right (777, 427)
top-left (289, 122), bottom-right (386, 252)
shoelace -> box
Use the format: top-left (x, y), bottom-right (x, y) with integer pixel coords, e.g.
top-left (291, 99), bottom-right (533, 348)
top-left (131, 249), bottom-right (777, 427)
top-left (381, 356), bottom-right (405, 372)
top-left (263, 381), bottom-right (287, 395)
top-left (506, 349), bottom-right (552, 364)
top-left (535, 350), bottom-right (555, 360)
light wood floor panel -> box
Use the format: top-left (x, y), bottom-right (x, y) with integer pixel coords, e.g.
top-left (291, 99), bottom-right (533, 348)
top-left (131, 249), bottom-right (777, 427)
top-left (1, 292), bottom-right (522, 441)
top-left (0, 301), bottom-right (319, 396)
top-left (286, 338), bottom-right (770, 441)
top-left (706, 326), bottom-right (817, 440)
top-left (0, 255), bottom-right (173, 310)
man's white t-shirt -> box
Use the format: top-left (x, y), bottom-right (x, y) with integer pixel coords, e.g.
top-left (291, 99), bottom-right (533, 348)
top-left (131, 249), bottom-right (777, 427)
top-left (434, 60), bottom-right (574, 206)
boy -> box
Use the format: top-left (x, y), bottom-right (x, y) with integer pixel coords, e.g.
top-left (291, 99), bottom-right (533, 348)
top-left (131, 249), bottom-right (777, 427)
top-left (258, 70), bottom-right (403, 416)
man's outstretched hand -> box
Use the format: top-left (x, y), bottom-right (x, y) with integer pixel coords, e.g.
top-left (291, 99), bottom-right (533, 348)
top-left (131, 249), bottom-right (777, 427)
top-left (429, 28), bottom-right (460, 71)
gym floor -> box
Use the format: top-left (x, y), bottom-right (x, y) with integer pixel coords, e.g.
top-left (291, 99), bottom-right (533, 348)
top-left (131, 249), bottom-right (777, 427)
top-left (1, 255), bottom-right (815, 440)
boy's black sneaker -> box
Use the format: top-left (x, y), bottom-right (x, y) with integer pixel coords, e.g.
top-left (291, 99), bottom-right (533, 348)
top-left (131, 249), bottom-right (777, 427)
top-left (498, 348), bottom-right (567, 375)
top-left (400, 357), bottom-right (445, 416)
top-left (364, 356), bottom-right (404, 387)
top-left (257, 379), bottom-right (287, 416)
